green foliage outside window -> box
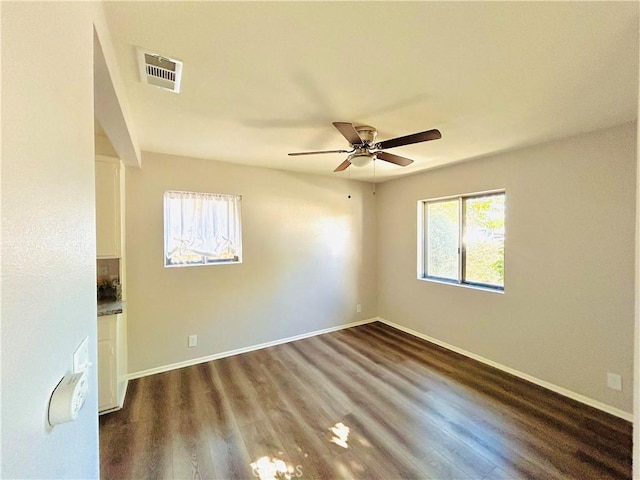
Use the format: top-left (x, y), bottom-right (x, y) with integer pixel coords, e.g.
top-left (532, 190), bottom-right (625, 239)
top-left (424, 192), bottom-right (505, 289)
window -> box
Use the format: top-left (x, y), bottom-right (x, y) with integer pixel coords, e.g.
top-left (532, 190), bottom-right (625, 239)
top-left (419, 191), bottom-right (505, 290)
top-left (164, 190), bottom-right (242, 267)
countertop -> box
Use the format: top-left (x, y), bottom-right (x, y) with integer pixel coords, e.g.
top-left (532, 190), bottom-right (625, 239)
top-left (98, 300), bottom-right (124, 317)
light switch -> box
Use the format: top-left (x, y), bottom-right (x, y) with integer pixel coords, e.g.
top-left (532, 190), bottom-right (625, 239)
top-left (73, 337), bottom-right (90, 373)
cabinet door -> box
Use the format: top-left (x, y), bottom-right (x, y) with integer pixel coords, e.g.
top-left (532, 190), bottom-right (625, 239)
top-left (95, 159), bottom-right (120, 258)
top-left (97, 338), bottom-right (116, 411)
top-left (98, 340), bottom-right (117, 411)
top-left (98, 315), bottom-right (118, 412)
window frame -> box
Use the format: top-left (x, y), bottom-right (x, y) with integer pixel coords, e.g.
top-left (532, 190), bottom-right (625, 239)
top-left (163, 190), bottom-right (243, 268)
top-left (417, 189), bottom-right (505, 293)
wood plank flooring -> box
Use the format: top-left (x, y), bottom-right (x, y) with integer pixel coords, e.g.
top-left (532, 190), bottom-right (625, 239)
top-left (99, 322), bottom-right (632, 479)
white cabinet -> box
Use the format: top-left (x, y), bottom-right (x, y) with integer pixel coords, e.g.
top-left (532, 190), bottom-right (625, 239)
top-left (95, 156), bottom-right (121, 258)
top-left (96, 154), bottom-right (128, 414)
top-left (98, 316), bottom-right (117, 411)
top-left (98, 314), bottom-right (126, 413)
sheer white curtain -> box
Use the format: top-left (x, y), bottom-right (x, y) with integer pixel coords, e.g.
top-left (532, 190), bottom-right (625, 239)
top-left (164, 191), bottom-right (242, 266)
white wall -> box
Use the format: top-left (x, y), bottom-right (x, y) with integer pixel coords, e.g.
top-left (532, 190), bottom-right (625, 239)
top-left (377, 123), bottom-right (636, 414)
top-left (1, 3), bottom-right (98, 478)
top-left (125, 152), bottom-right (377, 374)
top-left (1, 2), bottom-right (135, 478)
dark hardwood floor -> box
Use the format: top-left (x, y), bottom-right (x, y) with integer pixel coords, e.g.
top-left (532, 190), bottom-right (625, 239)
top-left (99, 322), bottom-right (632, 479)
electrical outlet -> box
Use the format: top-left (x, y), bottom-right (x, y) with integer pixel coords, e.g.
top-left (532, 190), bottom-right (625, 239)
top-left (356, 304), bottom-right (362, 313)
top-left (607, 372), bottom-right (622, 391)
top-left (188, 335), bottom-right (197, 348)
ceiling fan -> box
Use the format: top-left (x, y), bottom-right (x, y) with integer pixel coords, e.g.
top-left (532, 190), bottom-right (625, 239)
top-left (288, 122), bottom-right (442, 172)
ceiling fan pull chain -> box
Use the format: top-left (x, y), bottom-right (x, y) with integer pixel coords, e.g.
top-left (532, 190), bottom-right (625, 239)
top-left (373, 159), bottom-right (376, 195)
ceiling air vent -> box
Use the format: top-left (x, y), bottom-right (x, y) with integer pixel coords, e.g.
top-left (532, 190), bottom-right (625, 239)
top-left (137, 48), bottom-right (183, 93)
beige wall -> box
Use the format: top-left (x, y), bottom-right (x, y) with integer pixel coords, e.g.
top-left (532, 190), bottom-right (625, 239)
top-left (125, 152), bottom-right (377, 374)
top-left (377, 123), bottom-right (636, 414)
top-left (2, 2), bottom-right (102, 478)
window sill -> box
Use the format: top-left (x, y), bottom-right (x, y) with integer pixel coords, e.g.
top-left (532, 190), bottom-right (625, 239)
top-left (417, 276), bottom-right (505, 294)
top-left (165, 259), bottom-right (242, 268)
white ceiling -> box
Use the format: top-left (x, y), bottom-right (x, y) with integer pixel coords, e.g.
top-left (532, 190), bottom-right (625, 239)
top-left (103, 2), bottom-right (639, 182)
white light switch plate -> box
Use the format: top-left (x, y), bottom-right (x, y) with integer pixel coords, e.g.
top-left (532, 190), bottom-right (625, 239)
top-left (73, 337), bottom-right (90, 373)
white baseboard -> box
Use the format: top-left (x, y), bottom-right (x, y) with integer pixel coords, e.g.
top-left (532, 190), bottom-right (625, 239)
top-left (125, 315), bottom-right (632, 422)
top-left (376, 317), bottom-right (633, 422)
top-left (127, 317), bottom-right (378, 381)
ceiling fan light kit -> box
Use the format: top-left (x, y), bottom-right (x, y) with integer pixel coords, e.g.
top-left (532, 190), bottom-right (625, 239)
top-left (348, 148), bottom-right (375, 167)
top-left (288, 122), bottom-right (441, 173)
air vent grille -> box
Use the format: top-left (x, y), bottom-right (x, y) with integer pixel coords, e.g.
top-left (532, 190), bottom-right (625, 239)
top-left (146, 65), bottom-right (175, 81)
top-left (137, 48), bottom-right (183, 93)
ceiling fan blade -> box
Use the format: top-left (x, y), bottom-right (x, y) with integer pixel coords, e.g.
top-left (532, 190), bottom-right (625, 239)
top-left (288, 149), bottom-right (351, 156)
top-left (333, 159), bottom-right (352, 172)
top-left (376, 129), bottom-right (441, 150)
top-left (333, 122), bottom-right (363, 146)
top-left (376, 151), bottom-right (414, 167)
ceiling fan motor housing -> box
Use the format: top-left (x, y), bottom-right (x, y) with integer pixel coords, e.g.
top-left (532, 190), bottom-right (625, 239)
top-left (354, 125), bottom-right (377, 146)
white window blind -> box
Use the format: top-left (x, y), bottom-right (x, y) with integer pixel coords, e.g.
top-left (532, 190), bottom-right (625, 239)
top-left (164, 191), bottom-right (242, 267)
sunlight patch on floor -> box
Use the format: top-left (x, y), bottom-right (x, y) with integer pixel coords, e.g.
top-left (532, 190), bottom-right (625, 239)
top-left (250, 456), bottom-right (296, 480)
top-left (329, 422), bottom-right (350, 448)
